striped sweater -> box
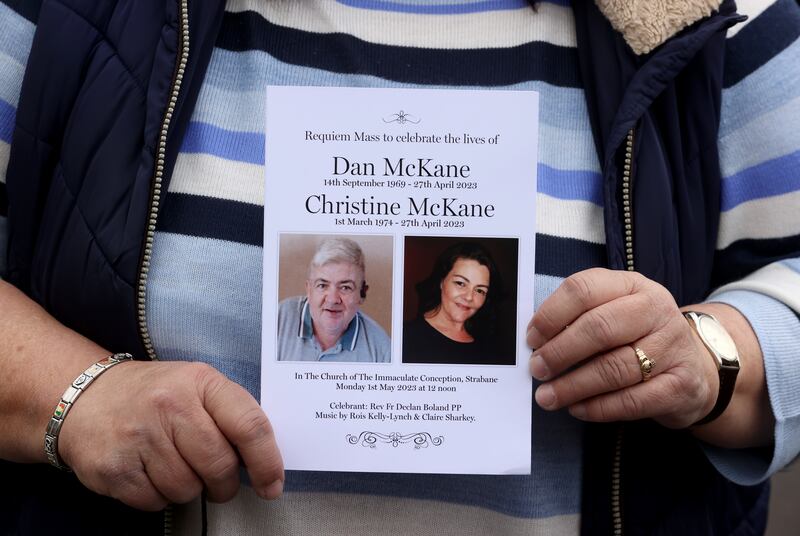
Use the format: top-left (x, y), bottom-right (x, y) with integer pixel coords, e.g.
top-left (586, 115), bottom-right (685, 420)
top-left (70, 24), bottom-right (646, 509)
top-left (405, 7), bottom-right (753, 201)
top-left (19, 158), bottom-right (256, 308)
top-left (1, 1), bottom-right (799, 534)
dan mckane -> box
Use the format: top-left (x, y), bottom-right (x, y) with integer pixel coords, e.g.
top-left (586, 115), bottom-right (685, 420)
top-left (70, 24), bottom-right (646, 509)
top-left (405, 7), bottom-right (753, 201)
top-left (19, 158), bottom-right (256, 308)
top-left (276, 238), bottom-right (391, 363)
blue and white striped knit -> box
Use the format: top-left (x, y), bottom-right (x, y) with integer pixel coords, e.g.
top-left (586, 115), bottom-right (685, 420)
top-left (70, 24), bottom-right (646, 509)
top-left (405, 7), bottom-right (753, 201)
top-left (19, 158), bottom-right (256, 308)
top-left (1, 1), bottom-right (799, 534)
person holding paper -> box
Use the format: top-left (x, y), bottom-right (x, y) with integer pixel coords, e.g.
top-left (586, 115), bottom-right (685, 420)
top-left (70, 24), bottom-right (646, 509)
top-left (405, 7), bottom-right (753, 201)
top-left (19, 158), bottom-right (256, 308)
top-left (277, 238), bottom-right (390, 363)
top-left (1, 1), bottom-right (799, 535)
top-left (403, 241), bottom-right (511, 365)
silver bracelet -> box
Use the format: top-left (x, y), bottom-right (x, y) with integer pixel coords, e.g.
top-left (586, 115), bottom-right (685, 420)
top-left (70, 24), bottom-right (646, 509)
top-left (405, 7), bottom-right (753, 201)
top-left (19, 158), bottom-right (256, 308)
top-left (44, 352), bottom-right (134, 470)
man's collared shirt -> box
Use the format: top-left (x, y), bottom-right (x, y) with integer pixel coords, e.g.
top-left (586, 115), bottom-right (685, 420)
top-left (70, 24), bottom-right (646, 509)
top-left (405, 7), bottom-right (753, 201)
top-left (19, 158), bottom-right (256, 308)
top-left (276, 296), bottom-right (391, 362)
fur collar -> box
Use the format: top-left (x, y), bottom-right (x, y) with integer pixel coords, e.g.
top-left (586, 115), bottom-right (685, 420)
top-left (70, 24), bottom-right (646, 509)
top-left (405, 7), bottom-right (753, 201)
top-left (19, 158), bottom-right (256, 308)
top-left (595, 0), bottom-right (724, 54)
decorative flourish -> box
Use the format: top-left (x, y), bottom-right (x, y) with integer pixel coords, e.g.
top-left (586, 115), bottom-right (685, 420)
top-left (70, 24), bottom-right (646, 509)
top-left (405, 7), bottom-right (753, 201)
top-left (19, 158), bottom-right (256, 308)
top-left (347, 431), bottom-right (444, 449)
top-left (383, 110), bottom-right (421, 125)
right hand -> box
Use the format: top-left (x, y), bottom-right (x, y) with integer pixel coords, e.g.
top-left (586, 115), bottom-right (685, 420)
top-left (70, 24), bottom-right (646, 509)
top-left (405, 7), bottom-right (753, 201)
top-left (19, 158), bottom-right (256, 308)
top-left (58, 361), bottom-right (284, 511)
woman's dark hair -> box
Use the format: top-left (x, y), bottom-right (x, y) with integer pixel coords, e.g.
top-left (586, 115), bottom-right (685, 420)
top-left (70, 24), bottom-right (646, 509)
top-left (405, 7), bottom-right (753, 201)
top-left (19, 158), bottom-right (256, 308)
top-left (415, 242), bottom-right (504, 339)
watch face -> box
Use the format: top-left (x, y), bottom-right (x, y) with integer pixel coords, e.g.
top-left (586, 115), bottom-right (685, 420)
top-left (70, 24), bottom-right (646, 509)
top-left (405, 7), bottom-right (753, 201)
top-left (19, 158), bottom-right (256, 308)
top-left (698, 315), bottom-right (738, 363)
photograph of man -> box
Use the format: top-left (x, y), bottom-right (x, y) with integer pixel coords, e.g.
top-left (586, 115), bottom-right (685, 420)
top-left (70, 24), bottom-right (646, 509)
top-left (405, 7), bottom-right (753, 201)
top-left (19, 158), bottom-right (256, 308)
top-left (403, 238), bottom-right (517, 365)
top-left (277, 237), bottom-right (391, 362)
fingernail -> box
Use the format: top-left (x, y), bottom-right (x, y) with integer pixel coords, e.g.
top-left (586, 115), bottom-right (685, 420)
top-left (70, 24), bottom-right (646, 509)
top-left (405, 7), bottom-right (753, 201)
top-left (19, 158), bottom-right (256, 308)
top-left (529, 353), bottom-right (550, 380)
top-left (527, 325), bottom-right (543, 348)
top-left (260, 479), bottom-right (284, 500)
top-left (535, 384), bottom-right (555, 409)
top-left (569, 404), bottom-right (586, 420)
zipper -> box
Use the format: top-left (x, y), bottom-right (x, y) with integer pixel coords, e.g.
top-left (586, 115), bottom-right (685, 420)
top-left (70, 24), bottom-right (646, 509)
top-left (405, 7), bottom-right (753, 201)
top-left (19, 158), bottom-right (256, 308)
top-left (611, 426), bottom-right (624, 536)
top-left (135, 0), bottom-right (190, 361)
top-left (163, 503), bottom-right (174, 536)
top-left (622, 128), bottom-right (635, 273)
top-left (611, 127), bottom-right (636, 536)
top-left (134, 1), bottom-right (190, 534)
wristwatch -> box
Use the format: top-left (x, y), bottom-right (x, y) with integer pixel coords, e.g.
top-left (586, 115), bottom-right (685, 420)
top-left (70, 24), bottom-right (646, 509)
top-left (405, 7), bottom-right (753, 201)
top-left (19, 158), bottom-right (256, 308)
top-left (683, 311), bottom-right (740, 425)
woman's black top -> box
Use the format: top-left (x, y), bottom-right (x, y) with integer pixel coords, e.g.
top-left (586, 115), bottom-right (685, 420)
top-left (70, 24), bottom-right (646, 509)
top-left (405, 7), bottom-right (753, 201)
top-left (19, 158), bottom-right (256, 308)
top-left (402, 316), bottom-right (511, 365)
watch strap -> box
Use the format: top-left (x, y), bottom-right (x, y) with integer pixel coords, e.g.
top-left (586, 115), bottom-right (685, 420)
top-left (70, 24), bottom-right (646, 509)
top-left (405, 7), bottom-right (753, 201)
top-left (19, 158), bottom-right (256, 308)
top-left (694, 361), bottom-right (739, 425)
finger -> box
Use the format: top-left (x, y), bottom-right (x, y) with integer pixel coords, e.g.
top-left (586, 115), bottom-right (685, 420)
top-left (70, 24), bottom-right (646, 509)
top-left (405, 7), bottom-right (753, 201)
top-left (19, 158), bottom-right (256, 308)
top-left (527, 269), bottom-right (640, 349)
top-left (567, 382), bottom-right (673, 423)
top-left (531, 292), bottom-right (667, 379)
top-left (142, 436), bottom-right (204, 504)
top-left (201, 375), bottom-right (284, 500)
top-left (111, 471), bottom-right (171, 512)
top-left (87, 455), bottom-right (170, 512)
top-left (171, 408), bottom-right (242, 503)
top-left (536, 342), bottom-right (666, 410)
top-left (566, 371), bottom-right (701, 428)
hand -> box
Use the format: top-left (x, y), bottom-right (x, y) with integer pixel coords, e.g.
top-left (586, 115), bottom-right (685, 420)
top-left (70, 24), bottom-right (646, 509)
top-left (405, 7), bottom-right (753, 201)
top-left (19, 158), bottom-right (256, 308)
top-left (527, 268), bottom-right (719, 429)
top-left (58, 361), bottom-right (284, 511)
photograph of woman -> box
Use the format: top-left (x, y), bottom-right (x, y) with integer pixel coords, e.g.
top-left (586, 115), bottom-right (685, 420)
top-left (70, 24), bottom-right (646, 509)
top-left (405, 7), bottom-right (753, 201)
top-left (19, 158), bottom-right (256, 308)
top-left (402, 239), bottom-right (517, 365)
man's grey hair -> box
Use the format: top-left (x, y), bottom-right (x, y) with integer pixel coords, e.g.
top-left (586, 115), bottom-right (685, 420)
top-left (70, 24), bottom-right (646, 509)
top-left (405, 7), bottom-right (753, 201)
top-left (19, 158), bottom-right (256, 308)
top-left (308, 238), bottom-right (366, 279)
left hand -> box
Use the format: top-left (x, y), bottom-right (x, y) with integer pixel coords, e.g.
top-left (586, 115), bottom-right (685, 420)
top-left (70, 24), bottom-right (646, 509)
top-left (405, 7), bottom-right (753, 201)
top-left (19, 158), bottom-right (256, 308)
top-left (527, 268), bottom-right (718, 429)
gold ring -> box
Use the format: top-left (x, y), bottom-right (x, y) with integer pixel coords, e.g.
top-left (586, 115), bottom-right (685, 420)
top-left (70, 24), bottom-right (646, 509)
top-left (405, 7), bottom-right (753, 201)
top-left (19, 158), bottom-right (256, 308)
top-left (633, 346), bottom-right (655, 382)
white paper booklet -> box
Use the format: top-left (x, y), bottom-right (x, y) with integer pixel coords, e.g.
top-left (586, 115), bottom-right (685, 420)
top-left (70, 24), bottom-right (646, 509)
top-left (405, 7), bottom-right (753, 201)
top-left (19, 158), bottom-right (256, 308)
top-left (261, 86), bottom-right (538, 474)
